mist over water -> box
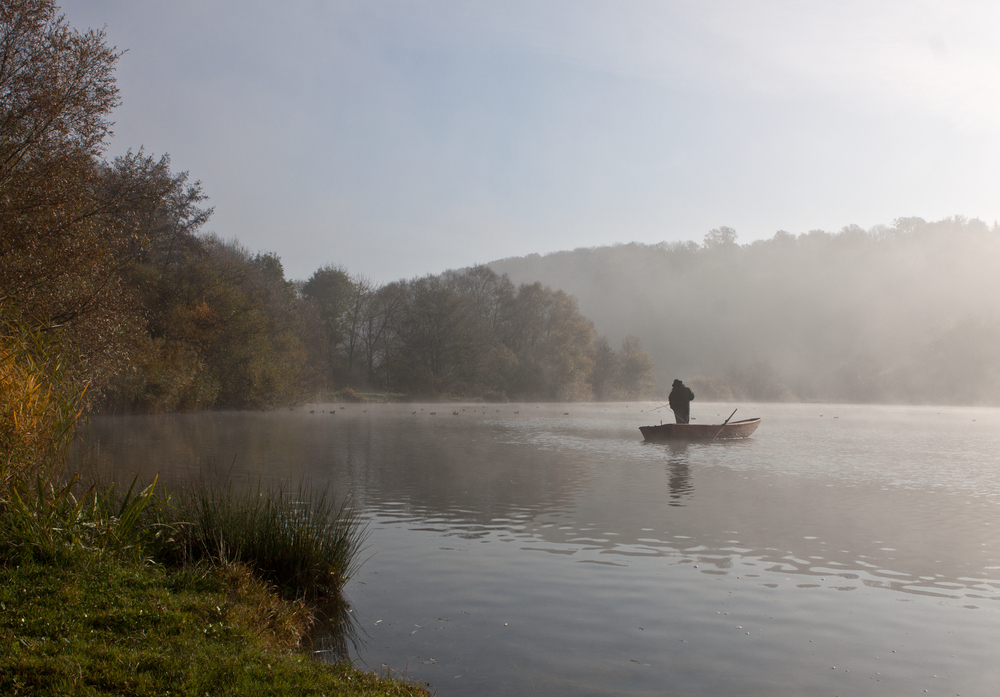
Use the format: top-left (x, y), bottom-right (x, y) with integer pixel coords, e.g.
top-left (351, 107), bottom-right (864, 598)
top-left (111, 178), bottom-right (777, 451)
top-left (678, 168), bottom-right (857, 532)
top-left (73, 402), bottom-right (1000, 696)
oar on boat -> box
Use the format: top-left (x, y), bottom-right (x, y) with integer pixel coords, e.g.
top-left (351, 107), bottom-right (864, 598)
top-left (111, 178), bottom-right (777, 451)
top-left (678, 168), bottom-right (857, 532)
top-left (712, 408), bottom-right (738, 441)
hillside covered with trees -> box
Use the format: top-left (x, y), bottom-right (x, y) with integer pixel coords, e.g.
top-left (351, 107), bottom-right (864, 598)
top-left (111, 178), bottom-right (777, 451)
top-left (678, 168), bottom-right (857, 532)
top-left (491, 217), bottom-right (1000, 405)
top-left (0, 0), bottom-right (655, 413)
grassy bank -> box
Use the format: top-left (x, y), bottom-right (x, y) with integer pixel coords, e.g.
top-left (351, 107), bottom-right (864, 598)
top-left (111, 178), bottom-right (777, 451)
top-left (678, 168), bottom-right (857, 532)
top-left (0, 479), bottom-right (427, 697)
top-left (2, 319), bottom-right (426, 695)
top-left (0, 558), bottom-right (424, 696)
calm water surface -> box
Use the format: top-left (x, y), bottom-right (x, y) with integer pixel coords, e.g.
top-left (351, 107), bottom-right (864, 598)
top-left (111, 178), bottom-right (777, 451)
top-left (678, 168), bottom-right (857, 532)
top-left (74, 403), bottom-right (1000, 696)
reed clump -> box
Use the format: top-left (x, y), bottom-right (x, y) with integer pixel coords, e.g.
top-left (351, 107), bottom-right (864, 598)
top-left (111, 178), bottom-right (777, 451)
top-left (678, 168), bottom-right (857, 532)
top-left (0, 474), bottom-right (366, 601)
top-left (169, 481), bottom-right (368, 600)
top-left (0, 477), bottom-right (409, 695)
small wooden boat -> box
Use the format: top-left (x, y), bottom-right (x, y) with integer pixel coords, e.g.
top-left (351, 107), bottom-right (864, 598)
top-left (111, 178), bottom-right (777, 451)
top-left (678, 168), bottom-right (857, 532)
top-left (640, 418), bottom-right (761, 442)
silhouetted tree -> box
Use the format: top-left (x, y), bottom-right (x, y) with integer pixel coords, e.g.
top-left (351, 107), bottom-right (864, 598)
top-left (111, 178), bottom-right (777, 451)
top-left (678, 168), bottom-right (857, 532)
top-left (589, 335), bottom-right (620, 400)
top-left (618, 335), bottom-right (656, 399)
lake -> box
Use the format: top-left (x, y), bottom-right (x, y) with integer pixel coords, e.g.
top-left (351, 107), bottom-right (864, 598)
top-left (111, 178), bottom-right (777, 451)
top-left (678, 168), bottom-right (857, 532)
top-left (72, 402), bottom-right (1000, 696)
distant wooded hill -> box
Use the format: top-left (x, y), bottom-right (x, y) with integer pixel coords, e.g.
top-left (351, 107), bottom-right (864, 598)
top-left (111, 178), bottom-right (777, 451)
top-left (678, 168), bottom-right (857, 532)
top-left (490, 217), bottom-right (1000, 405)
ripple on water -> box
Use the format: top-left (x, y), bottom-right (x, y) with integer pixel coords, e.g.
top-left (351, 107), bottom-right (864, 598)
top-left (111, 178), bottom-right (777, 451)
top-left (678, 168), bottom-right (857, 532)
top-left (71, 402), bottom-right (1000, 697)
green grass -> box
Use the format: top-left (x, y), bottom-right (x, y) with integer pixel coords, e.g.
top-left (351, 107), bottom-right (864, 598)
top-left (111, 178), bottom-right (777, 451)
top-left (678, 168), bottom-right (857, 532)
top-left (0, 478), bottom-right (426, 697)
top-left (0, 476), bottom-right (367, 600)
top-left (0, 318), bottom-right (423, 694)
top-left (0, 558), bottom-right (427, 696)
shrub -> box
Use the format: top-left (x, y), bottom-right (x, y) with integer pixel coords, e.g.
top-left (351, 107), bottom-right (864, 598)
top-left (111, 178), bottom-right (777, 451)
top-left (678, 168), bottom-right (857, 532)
top-left (0, 319), bottom-right (87, 493)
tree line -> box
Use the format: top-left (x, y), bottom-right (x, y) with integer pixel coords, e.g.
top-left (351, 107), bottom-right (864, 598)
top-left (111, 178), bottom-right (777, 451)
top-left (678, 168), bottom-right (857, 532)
top-left (302, 265), bottom-right (655, 403)
top-left (1, 0), bottom-right (656, 413)
top-left (492, 217), bottom-right (1000, 405)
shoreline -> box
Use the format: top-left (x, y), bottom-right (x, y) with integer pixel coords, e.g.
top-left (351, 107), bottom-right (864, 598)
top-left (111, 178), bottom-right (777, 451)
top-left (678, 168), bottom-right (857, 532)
top-left (0, 554), bottom-right (429, 696)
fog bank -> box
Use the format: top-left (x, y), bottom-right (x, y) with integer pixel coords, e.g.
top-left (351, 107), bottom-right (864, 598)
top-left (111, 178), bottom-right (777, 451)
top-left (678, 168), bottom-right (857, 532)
top-left (491, 217), bottom-right (1000, 404)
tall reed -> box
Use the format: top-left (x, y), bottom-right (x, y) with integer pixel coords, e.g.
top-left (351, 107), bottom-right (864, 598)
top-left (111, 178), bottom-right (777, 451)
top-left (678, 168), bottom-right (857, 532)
top-left (0, 318), bottom-right (87, 493)
top-left (0, 473), bottom-right (174, 566)
top-left (172, 481), bottom-right (367, 600)
top-left (0, 472), bottom-right (365, 603)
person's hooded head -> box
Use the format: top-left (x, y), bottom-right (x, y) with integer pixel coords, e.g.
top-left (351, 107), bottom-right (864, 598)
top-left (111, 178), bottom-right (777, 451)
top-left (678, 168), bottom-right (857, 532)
top-left (672, 379), bottom-right (683, 387)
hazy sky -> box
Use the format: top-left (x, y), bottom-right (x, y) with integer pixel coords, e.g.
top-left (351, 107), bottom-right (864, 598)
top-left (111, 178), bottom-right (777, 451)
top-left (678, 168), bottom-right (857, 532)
top-left (61, 1), bottom-right (1000, 282)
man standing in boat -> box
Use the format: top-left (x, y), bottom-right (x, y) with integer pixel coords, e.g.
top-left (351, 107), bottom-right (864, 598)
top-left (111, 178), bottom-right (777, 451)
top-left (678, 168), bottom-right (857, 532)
top-left (668, 379), bottom-right (695, 424)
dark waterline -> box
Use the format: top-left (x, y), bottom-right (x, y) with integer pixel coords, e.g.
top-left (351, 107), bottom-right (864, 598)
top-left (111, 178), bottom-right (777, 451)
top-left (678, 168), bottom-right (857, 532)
top-left (72, 403), bottom-right (1000, 696)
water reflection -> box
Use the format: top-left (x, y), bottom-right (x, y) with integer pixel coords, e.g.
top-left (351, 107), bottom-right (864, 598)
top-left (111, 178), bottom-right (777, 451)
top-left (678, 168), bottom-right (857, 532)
top-left (664, 442), bottom-right (692, 506)
top-left (309, 596), bottom-right (362, 662)
top-left (71, 403), bottom-right (1000, 697)
top-left (71, 404), bottom-right (1000, 603)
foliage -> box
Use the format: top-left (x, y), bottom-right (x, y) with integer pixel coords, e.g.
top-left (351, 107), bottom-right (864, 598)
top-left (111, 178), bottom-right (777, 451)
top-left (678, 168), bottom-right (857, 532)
top-left (0, 440), bottom-right (386, 693)
top-left (590, 335), bottom-right (657, 400)
top-left (109, 236), bottom-right (313, 411)
top-left (703, 226), bottom-right (738, 249)
top-left (0, 1), bottom-right (313, 412)
top-left (0, 1), bottom-right (147, 395)
top-left (0, 474), bottom-right (169, 566)
top-left (617, 335), bottom-right (657, 399)
top-left (2, 0), bottom-right (655, 411)
top-left (298, 264), bottom-right (656, 401)
top-left (0, 318), bottom-right (86, 492)
top-left (589, 336), bottom-right (620, 399)
top-left (301, 264), bottom-right (357, 385)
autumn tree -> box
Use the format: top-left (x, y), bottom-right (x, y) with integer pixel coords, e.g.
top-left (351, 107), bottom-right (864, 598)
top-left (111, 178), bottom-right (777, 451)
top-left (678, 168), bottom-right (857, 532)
top-left (304, 265), bottom-right (627, 401)
top-left (114, 235), bottom-right (313, 411)
top-left (396, 276), bottom-right (471, 392)
top-left (0, 0), bottom-right (144, 393)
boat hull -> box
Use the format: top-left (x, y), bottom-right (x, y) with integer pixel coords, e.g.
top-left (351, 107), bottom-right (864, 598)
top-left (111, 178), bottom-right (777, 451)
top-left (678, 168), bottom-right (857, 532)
top-left (639, 418), bottom-right (761, 442)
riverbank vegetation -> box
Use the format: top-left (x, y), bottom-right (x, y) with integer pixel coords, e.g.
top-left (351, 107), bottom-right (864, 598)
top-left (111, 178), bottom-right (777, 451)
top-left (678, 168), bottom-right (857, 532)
top-left (0, 517), bottom-right (419, 696)
top-left (302, 264), bottom-right (656, 402)
top-left (1, 560), bottom-right (424, 696)
top-left (0, 418), bottom-right (416, 693)
top-left (0, 474), bottom-right (366, 602)
top-left (0, 3), bottom-right (427, 693)
top-left (0, 435), bottom-right (420, 695)
top-left (0, 456), bottom-right (422, 694)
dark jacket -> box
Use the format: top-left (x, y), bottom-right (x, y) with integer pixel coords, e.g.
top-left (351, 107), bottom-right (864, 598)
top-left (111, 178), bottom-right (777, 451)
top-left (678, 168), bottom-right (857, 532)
top-left (668, 383), bottom-right (695, 409)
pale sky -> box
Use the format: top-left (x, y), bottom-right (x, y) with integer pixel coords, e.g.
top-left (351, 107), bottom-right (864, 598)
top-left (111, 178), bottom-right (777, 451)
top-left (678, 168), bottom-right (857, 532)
top-left (61, 0), bottom-right (1000, 282)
